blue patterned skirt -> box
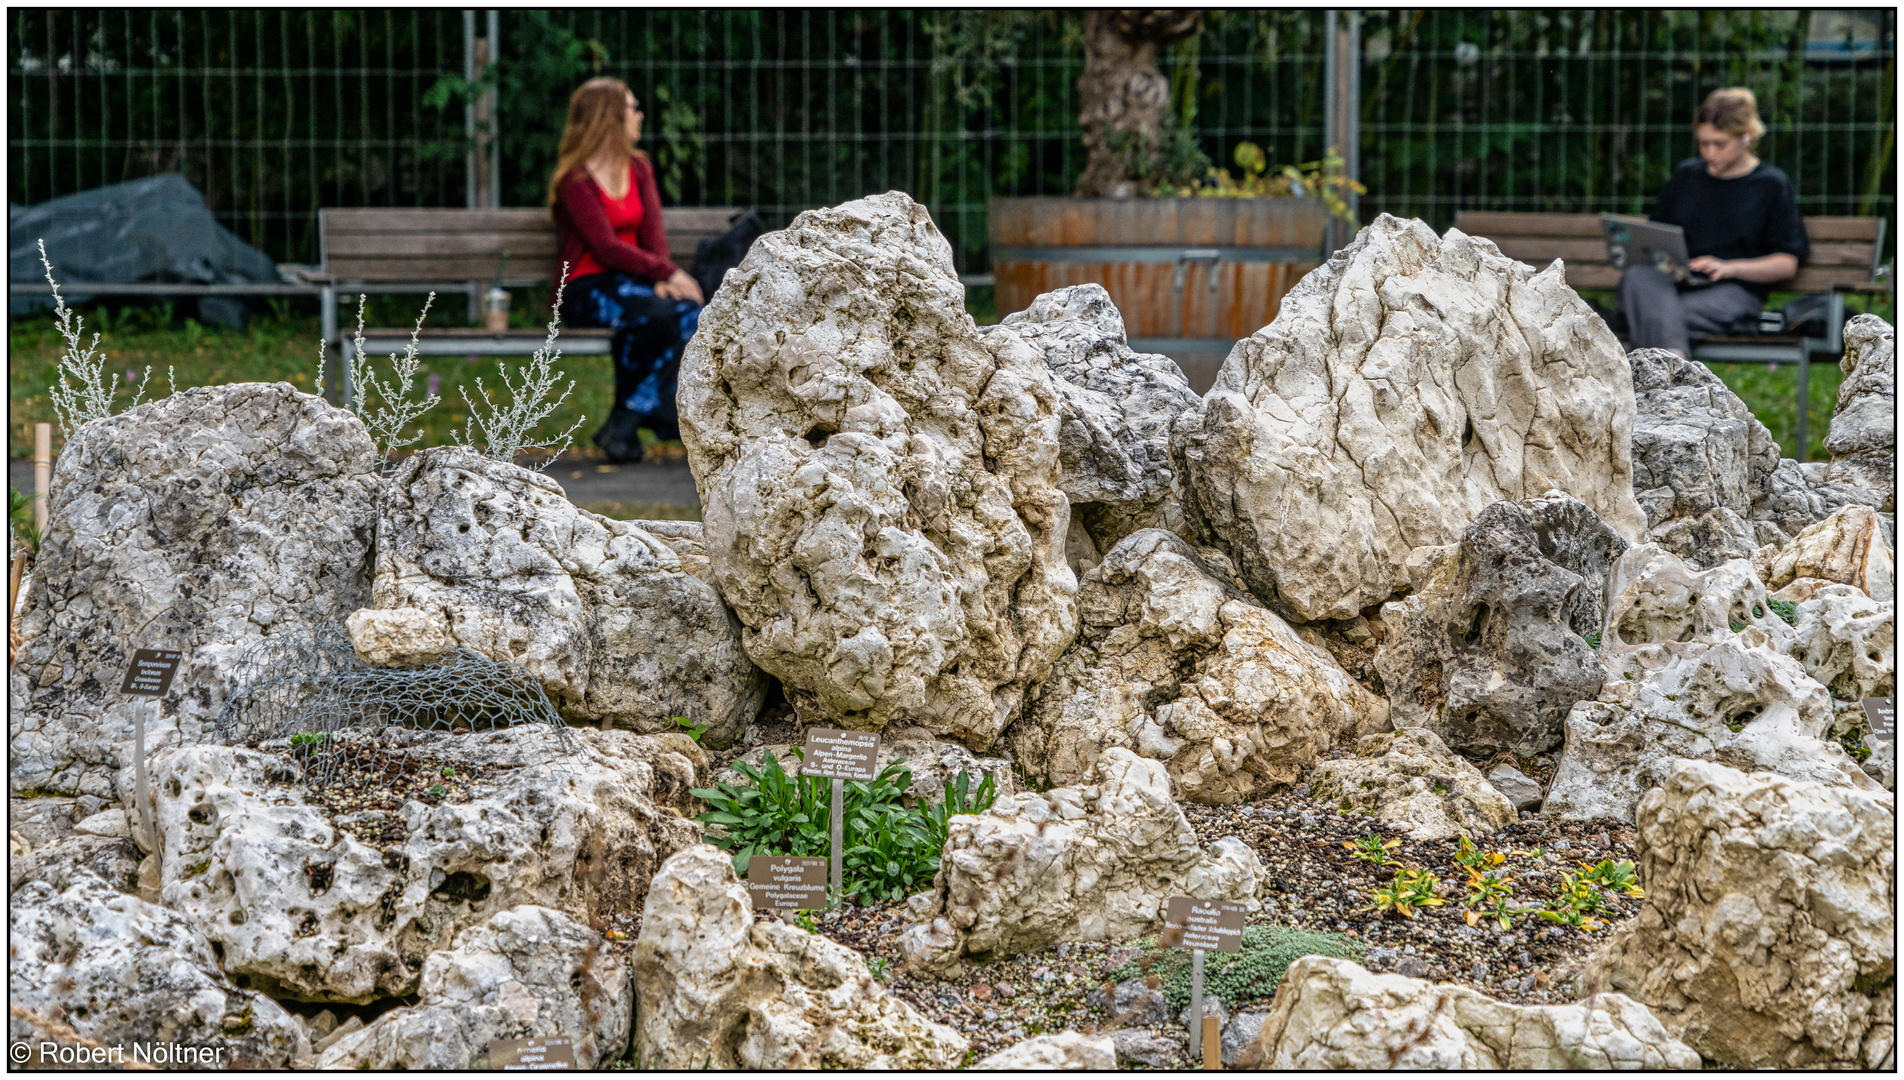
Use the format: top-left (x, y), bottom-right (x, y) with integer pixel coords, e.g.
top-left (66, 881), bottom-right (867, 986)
top-left (560, 271), bottom-right (701, 443)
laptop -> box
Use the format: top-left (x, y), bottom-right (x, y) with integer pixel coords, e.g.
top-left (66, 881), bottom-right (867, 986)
top-left (1601, 216), bottom-right (1717, 287)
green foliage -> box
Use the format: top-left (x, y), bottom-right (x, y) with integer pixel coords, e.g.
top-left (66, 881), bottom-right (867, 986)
top-left (441, 766), bottom-right (456, 779)
top-left (428, 783), bottom-right (448, 798)
top-left (289, 731), bottom-right (325, 748)
top-left (1729, 619), bottom-right (1748, 633)
top-left (1767, 599), bottom-right (1799, 625)
top-left (1365, 867), bottom-right (1446, 918)
top-left (649, 85), bottom-right (706, 205)
top-left (1453, 834), bottom-right (1506, 872)
top-left (1538, 870), bottom-right (1611, 929)
top-left (1180, 144), bottom-right (1367, 224)
top-left (1108, 925), bottom-right (1365, 1010)
top-left (866, 955), bottom-right (892, 982)
top-left (673, 715), bottom-right (709, 743)
top-left (1839, 726), bottom-right (1874, 763)
top-left (1344, 833), bottom-right (1403, 867)
top-left (793, 909), bottom-right (819, 933)
top-left (690, 751), bottom-right (999, 905)
top-left (1582, 630), bottom-right (1602, 652)
top-left (1576, 858), bottom-right (1643, 898)
top-left (8, 488), bottom-right (40, 554)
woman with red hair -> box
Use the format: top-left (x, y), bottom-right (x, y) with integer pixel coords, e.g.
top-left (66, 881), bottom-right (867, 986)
top-left (549, 77), bottom-right (703, 463)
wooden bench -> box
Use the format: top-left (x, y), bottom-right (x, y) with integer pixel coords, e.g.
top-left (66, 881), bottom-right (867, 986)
top-left (1455, 211), bottom-right (1890, 460)
top-left (302, 206), bottom-right (740, 383)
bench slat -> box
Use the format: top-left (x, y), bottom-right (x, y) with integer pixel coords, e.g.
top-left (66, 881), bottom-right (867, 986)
top-left (1554, 263), bottom-right (1881, 292)
top-left (1455, 212), bottom-right (1641, 237)
top-left (1491, 237), bottom-right (1877, 270)
top-left (322, 206), bottom-right (739, 283)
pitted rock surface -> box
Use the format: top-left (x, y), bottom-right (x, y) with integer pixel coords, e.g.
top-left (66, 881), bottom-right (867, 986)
top-left (1546, 546), bottom-right (1879, 823)
top-left (984, 284), bottom-right (1203, 558)
top-left (9, 869), bottom-right (309, 1068)
top-left (1375, 492), bottom-right (1624, 757)
top-left (1758, 503), bottom-right (1895, 604)
top-left (1821, 314), bottom-right (1895, 511)
top-left (1176, 214), bottom-right (1645, 622)
top-left (898, 748), bottom-right (1267, 974)
top-left (973, 1032), bottom-right (1118, 1069)
top-left (1586, 759), bottom-right (1895, 1069)
top-left (1010, 529), bottom-right (1387, 802)
top-left (1254, 956), bottom-right (1699, 1069)
top-left (370, 446), bottom-right (765, 747)
top-left (316, 905), bottom-right (631, 1069)
top-left (143, 727), bottom-right (702, 1003)
top-left (678, 192), bottom-right (1077, 747)
top-left (634, 844), bottom-right (966, 1069)
top-left (1786, 584), bottom-right (1895, 701)
top-left (1306, 729), bottom-right (1516, 840)
top-left (10, 383), bottom-right (380, 800)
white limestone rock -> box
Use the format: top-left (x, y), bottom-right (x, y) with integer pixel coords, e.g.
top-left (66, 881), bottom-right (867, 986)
top-left (369, 446), bottom-right (766, 748)
top-left (315, 905), bottom-right (631, 1069)
top-left (1010, 529), bottom-right (1388, 802)
top-left (1821, 314), bottom-right (1895, 511)
top-left (345, 606), bottom-right (453, 666)
top-left (985, 283), bottom-right (1204, 554)
top-left (1787, 583), bottom-right (1894, 701)
top-left (1758, 503), bottom-right (1895, 603)
top-left (1307, 729), bottom-right (1516, 840)
top-left (1176, 214), bottom-right (1646, 622)
top-left (1546, 544), bottom-right (1881, 822)
top-left (1374, 492), bottom-right (1625, 757)
top-left (1586, 759), bottom-right (1895, 1069)
top-left (9, 869), bottom-right (309, 1068)
top-left (972, 1031), bottom-right (1118, 1070)
top-left (143, 726), bottom-right (703, 1003)
top-left (633, 844), bottom-right (967, 1069)
top-left (1254, 956), bottom-right (1699, 1069)
top-left (10, 383), bottom-right (381, 800)
top-left (898, 748), bottom-right (1267, 974)
top-left (678, 192), bottom-right (1078, 747)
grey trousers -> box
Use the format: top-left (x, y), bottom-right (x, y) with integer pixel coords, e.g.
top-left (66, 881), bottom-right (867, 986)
top-left (1618, 264), bottom-right (1761, 354)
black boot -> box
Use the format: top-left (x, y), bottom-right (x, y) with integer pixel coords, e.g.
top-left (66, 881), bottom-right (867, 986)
top-left (592, 405), bottom-right (645, 464)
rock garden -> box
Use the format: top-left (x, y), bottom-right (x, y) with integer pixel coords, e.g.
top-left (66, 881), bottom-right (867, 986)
top-left (8, 194), bottom-right (1894, 1070)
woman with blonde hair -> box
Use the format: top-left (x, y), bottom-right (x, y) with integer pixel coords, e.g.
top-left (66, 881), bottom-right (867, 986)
top-left (549, 76), bottom-right (704, 462)
top-left (1618, 86), bottom-right (1810, 357)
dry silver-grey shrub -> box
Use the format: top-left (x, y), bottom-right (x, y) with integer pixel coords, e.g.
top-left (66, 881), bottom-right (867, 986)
top-left (318, 292), bottom-right (443, 472)
top-left (453, 272), bottom-right (585, 469)
top-left (38, 239), bottom-right (167, 435)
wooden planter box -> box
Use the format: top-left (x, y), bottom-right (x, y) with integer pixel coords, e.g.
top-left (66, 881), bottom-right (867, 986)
top-left (988, 197), bottom-right (1328, 390)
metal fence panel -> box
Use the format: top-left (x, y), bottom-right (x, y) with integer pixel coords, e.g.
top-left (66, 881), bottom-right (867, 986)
top-left (9, 10), bottom-right (1893, 276)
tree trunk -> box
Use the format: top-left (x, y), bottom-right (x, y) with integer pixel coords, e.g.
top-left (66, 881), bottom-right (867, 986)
top-left (1074, 10), bottom-right (1202, 197)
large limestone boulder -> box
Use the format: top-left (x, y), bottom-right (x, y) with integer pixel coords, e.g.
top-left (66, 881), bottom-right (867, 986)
top-left (1586, 759), bottom-right (1895, 1069)
top-left (9, 869), bottom-right (309, 1068)
top-left (983, 284), bottom-right (1203, 558)
top-left (1253, 956), bottom-right (1699, 1069)
top-left (1546, 544), bottom-right (1881, 822)
top-left (1759, 504), bottom-right (1895, 603)
top-left (10, 383), bottom-right (380, 800)
top-left (1010, 529), bottom-right (1387, 802)
top-left (633, 844), bottom-right (967, 1069)
top-left (1176, 214), bottom-right (1646, 623)
top-left (678, 191), bottom-right (1078, 747)
top-left (315, 905), bottom-right (631, 1069)
top-left (144, 726), bottom-right (702, 1003)
top-left (1786, 584), bottom-right (1894, 701)
top-left (368, 446), bottom-right (766, 748)
top-left (898, 748), bottom-right (1267, 974)
top-left (1821, 314), bottom-right (1894, 511)
top-left (1375, 492), bottom-right (1624, 757)
top-left (1307, 729), bottom-right (1516, 840)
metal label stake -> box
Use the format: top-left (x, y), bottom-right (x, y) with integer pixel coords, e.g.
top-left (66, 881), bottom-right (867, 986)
top-left (1190, 946), bottom-right (1207, 1059)
top-left (801, 728), bottom-right (879, 909)
top-left (1161, 896), bottom-right (1247, 1067)
top-left (120, 649), bottom-right (183, 851)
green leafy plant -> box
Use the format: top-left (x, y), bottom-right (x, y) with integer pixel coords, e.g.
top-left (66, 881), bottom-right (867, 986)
top-left (1538, 870), bottom-right (1610, 930)
top-left (441, 766), bottom-right (457, 779)
top-left (289, 731), bottom-right (325, 748)
top-left (8, 488), bottom-right (41, 554)
top-left (1344, 833), bottom-right (1403, 867)
top-left (1767, 598), bottom-right (1799, 625)
top-left (1729, 618), bottom-right (1748, 633)
top-left (1183, 144), bottom-right (1366, 224)
top-left (1582, 630), bottom-right (1602, 652)
top-left (1365, 867), bottom-right (1445, 918)
top-left (1453, 834), bottom-right (1507, 872)
top-left (1463, 868), bottom-right (1515, 907)
top-left (1108, 925), bottom-right (1363, 1010)
top-left (792, 909), bottom-right (819, 933)
top-left (673, 715), bottom-right (709, 742)
top-left (428, 783), bottom-right (448, 798)
top-left (1576, 859), bottom-right (1643, 898)
top-left (866, 955), bottom-right (892, 982)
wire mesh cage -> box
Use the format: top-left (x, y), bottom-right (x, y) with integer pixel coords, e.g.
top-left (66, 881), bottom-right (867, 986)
top-left (213, 622), bottom-right (576, 802)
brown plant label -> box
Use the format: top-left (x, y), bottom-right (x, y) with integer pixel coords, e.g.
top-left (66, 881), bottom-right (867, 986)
top-left (1863, 697), bottom-right (1895, 739)
top-left (800, 728), bottom-right (879, 782)
top-left (119, 648), bottom-right (183, 698)
top-left (488, 1036), bottom-right (576, 1070)
top-left (747, 854), bottom-right (829, 911)
top-left (1159, 897), bottom-right (1246, 953)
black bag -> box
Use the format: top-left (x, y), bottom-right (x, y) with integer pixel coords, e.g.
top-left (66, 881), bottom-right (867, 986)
top-left (689, 209), bottom-right (765, 304)
top-left (1781, 293), bottom-right (1836, 339)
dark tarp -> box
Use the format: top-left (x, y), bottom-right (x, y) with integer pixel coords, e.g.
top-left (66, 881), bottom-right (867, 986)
top-left (10, 173), bottom-right (282, 329)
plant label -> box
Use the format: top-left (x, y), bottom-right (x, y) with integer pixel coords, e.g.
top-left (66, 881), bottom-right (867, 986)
top-left (1863, 697), bottom-right (1895, 739)
top-left (488, 1036), bottom-right (576, 1070)
top-left (801, 727), bottom-right (879, 782)
top-left (119, 648), bottom-right (183, 698)
top-left (747, 855), bottom-right (829, 911)
top-left (1159, 897), bottom-right (1246, 953)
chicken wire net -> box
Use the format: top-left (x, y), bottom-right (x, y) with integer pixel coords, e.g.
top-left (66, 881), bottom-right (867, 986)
top-left (212, 622), bottom-right (576, 801)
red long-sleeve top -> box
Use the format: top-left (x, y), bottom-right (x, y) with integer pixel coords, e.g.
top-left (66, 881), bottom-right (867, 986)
top-left (552, 154), bottom-right (679, 286)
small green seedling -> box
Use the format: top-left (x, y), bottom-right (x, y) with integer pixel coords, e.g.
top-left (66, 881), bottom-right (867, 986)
top-left (289, 731), bottom-right (324, 748)
top-left (793, 909), bottom-right (819, 933)
top-left (1766, 598), bottom-right (1798, 625)
top-left (1576, 858), bottom-right (1643, 898)
top-left (428, 783), bottom-right (447, 798)
top-left (1364, 868), bottom-right (1444, 918)
top-left (440, 766), bottom-right (456, 779)
top-left (673, 715), bottom-right (709, 742)
top-left (1345, 833), bottom-right (1403, 867)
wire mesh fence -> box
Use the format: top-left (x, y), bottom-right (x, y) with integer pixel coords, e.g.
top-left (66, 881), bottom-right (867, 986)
top-left (10, 10), bottom-right (1894, 278)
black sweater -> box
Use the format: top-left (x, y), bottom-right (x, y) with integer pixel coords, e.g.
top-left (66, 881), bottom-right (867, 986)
top-left (1650, 158), bottom-right (1810, 299)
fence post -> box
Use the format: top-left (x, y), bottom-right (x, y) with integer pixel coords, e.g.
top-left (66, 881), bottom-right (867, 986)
top-left (1322, 11), bottom-right (1362, 255)
top-left (33, 423), bottom-right (52, 535)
